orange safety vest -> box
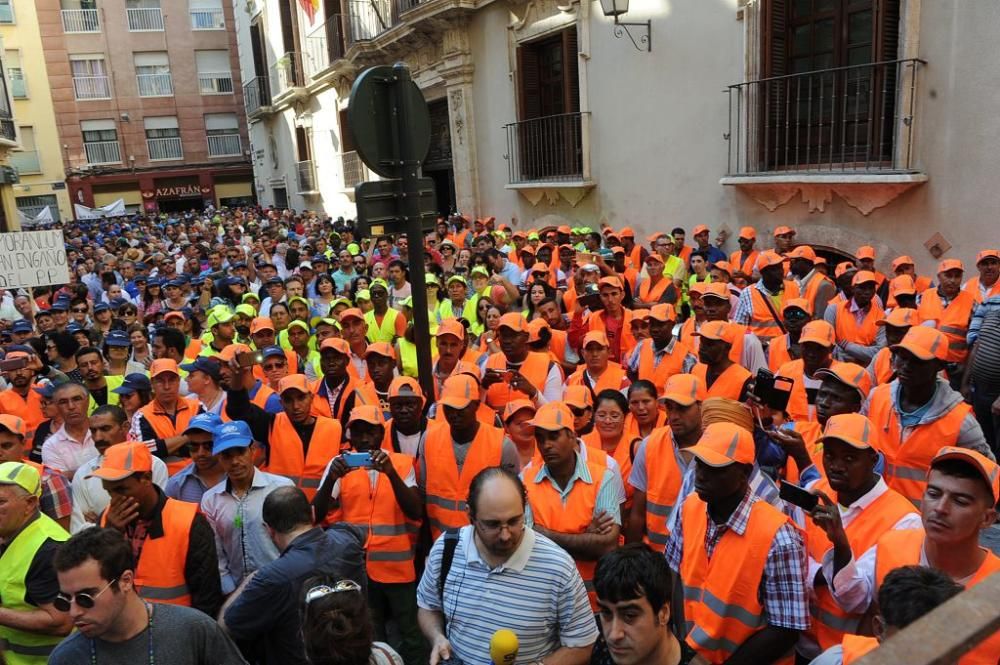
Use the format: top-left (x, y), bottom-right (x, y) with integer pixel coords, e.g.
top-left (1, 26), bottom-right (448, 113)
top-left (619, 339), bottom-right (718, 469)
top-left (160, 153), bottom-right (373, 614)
top-left (522, 455), bottom-right (605, 610)
top-left (0, 387), bottom-right (44, 448)
top-left (841, 635), bottom-right (880, 665)
top-left (582, 428), bottom-right (637, 508)
top-left (626, 245), bottom-right (644, 270)
top-left (800, 272), bottom-right (833, 314)
top-left (917, 289), bottom-right (975, 363)
top-left (423, 423), bottom-right (504, 539)
top-left (804, 478), bottom-right (916, 650)
top-left (102, 498), bottom-right (197, 606)
top-left (548, 328), bottom-right (570, 366)
top-left (642, 426), bottom-right (686, 548)
top-left (250, 381), bottom-right (278, 410)
top-left (310, 375), bottom-right (362, 422)
top-left (637, 338), bottom-right (690, 392)
top-left (726, 323), bottom-right (748, 365)
top-left (729, 250), bottom-right (760, 277)
top-left (333, 452), bottom-right (418, 584)
top-left (680, 496), bottom-right (794, 665)
top-left (184, 338), bottom-right (203, 360)
top-left (776, 360), bottom-right (848, 424)
top-left (431, 360), bottom-right (481, 403)
top-left (566, 362), bottom-right (628, 398)
top-left (964, 276), bottom-right (1000, 304)
top-left (873, 529), bottom-right (1000, 665)
top-left (265, 414), bottom-right (343, 500)
top-left (833, 299), bottom-right (883, 347)
top-left (639, 276), bottom-right (672, 305)
top-left (768, 333), bottom-right (794, 373)
top-left (748, 282), bottom-right (800, 342)
top-left (484, 351), bottom-right (552, 411)
top-left (869, 347), bottom-right (894, 386)
top-left (691, 363), bottom-right (751, 401)
top-left (868, 383), bottom-right (972, 507)
top-left (588, 309), bottom-right (637, 359)
top-left (679, 318), bottom-right (700, 354)
top-left (136, 397), bottom-right (201, 476)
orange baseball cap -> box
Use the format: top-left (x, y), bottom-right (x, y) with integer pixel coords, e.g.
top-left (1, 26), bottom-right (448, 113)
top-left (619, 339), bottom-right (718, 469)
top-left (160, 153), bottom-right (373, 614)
top-left (783, 298), bottom-right (812, 315)
top-left (163, 310), bottom-right (186, 322)
top-left (87, 442), bottom-right (153, 481)
top-left (688, 282), bottom-right (708, 296)
top-left (250, 317), bottom-right (275, 334)
top-left (320, 337), bottom-right (350, 355)
top-left (502, 399), bottom-right (536, 423)
top-left (278, 374), bottom-right (311, 395)
top-left (646, 304), bottom-right (676, 322)
top-left (821, 413), bottom-right (876, 450)
top-left (563, 385), bottom-right (594, 410)
top-left (692, 225), bottom-right (710, 236)
top-left (518, 245), bottom-right (536, 256)
top-left (0, 414), bottom-right (26, 436)
top-left (347, 405), bottom-right (382, 426)
top-left (388, 376), bottom-right (424, 403)
top-left (788, 245), bottom-right (817, 262)
top-left (891, 255), bottom-right (915, 272)
top-left (497, 312), bottom-right (529, 333)
top-left (799, 320), bottom-right (835, 347)
top-left (773, 226), bottom-right (795, 237)
top-left (527, 318), bottom-right (550, 343)
top-left (599, 276), bottom-right (624, 290)
top-left (660, 374), bottom-right (706, 406)
top-left (834, 261), bottom-right (856, 279)
top-left (756, 250), bottom-right (785, 270)
top-left (976, 249), bottom-right (1000, 265)
top-left (700, 282), bottom-right (730, 301)
top-left (528, 402), bottom-right (575, 432)
top-left (891, 326), bottom-right (948, 362)
top-left (611, 246), bottom-right (626, 256)
top-left (530, 263), bottom-right (550, 274)
top-left (439, 374), bottom-right (480, 409)
top-left (630, 309), bottom-right (650, 325)
top-left (931, 447), bottom-right (1000, 503)
top-left (557, 225), bottom-right (572, 234)
top-left (856, 246), bottom-right (876, 260)
top-left (738, 226), bottom-right (756, 240)
top-left (814, 257), bottom-right (827, 266)
top-left (878, 308), bottom-right (919, 328)
top-left (436, 318), bottom-right (466, 340)
top-left (644, 253), bottom-right (665, 266)
top-left (814, 362), bottom-right (872, 399)
top-left (216, 343), bottom-right (252, 363)
top-left (339, 307), bottom-right (365, 322)
top-left (712, 260), bottom-right (733, 275)
top-left (582, 330), bottom-right (610, 348)
top-left (852, 270), bottom-right (878, 286)
top-left (694, 321), bottom-right (737, 344)
top-left (364, 342), bottom-right (396, 360)
top-left (619, 227), bottom-right (635, 238)
top-left (150, 359), bottom-right (179, 378)
top-left (889, 275), bottom-right (917, 297)
top-left (937, 259), bottom-right (964, 274)
top-left (647, 232), bottom-right (668, 244)
top-left (687, 422), bottom-right (755, 467)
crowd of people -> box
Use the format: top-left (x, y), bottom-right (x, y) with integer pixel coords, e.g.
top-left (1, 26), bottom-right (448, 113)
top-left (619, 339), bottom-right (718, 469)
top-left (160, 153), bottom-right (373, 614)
top-left (0, 208), bottom-right (997, 665)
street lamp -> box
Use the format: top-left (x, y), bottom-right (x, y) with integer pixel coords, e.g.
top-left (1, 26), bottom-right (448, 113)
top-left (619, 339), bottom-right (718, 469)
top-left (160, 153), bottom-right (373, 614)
top-left (598, 0), bottom-right (651, 52)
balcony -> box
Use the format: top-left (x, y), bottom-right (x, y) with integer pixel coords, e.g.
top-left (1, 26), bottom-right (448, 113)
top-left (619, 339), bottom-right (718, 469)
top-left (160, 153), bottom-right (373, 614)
top-left (504, 112), bottom-right (590, 184)
top-left (721, 58), bottom-right (928, 215)
top-left (304, 14), bottom-right (348, 80)
top-left (147, 136), bottom-right (183, 161)
top-left (207, 133), bottom-right (242, 157)
top-left (136, 73), bottom-right (173, 97)
top-left (61, 8), bottom-right (101, 32)
top-left (341, 151), bottom-right (369, 189)
top-left (127, 7), bottom-right (164, 31)
top-left (297, 160), bottom-right (317, 194)
top-left (73, 75), bottom-right (111, 100)
top-left (242, 76), bottom-right (271, 117)
top-left (198, 72), bottom-right (234, 95)
top-left (84, 140), bottom-right (121, 165)
top-left (10, 71), bottom-right (26, 99)
top-left (9, 150), bottom-right (41, 174)
top-left (0, 117), bottom-right (16, 143)
top-left (190, 8), bottom-right (225, 29)
top-left (269, 52), bottom-right (300, 99)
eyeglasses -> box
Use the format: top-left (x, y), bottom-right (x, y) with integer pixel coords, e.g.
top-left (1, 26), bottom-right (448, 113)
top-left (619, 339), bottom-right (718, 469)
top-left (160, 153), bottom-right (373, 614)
top-left (595, 411), bottom-right (624, 423)
top-left (475, 515), bottom-right (525, 534)
top-left (72, 308), bottom-right (88, 313)
top-left (54, 578), bottom-right (117, 611)
top-left (304, 579), bottom-right (362, 604)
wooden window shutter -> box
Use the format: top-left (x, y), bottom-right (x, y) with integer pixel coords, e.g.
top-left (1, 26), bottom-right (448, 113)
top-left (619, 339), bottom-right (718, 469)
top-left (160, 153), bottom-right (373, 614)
top-left (763, 0), bottom-right (788, 78)
top-left (517, 44), bottom-right (542, 121)
top-left (562, 26), bottom-right (580, 114)
top-left (339, 109), bottom-right (357, 153)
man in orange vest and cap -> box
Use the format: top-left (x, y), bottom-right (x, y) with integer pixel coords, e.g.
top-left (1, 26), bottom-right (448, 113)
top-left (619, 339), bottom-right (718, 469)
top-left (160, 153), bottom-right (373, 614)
top-left (691, 322), bottom-right (753, 401)
top-left (826, 271), bottom-right (884, 366)
top-left (626, 304), bottom-right (695, 391)
top-left (776, 320), bottom-right (839, 424)
top-left (788, 245), bottom-right (837, 321)
top-left (431, 319), bottom-right (480, 403)
top-left (866, 308), bottom-right (918, 386)
top-left (963, 249), bottom-right (1000, 304)
top-left (819, 447), bottom-right (1000, 665)
top-left (890, 255), bottom-right (932, 295)
top-left (918, 258), bottom-right (976, 382)
top-left (733, 251), bottom-right (800, 346)
top-left (665, 422), bottom-right (808, 664)
top-left (130, 359), bottom-right (204, 476)
top-left (700, 282), bottom-right (767, 373)
top-left (730, 227), bottom-right (761, 278)
top-left (311, 337), bottom-right (364, 421)
top-left (481, 313), bottom-right (563, 412)
top-left (92, 441), bottom-right (222, 615)
top-left (569, 276), bottom-right (636, 364)
top-left (567, 331), bottom-right (631, 398)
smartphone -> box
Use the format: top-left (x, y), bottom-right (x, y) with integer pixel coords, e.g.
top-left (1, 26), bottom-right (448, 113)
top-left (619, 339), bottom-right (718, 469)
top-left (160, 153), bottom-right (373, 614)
top-left (342, 451), bottom-right (373, 468)
top-left (0, 357), bottom-right (29, 372)
top-left (753, 369), bottom-right (795, 412)
top-left (779, 481), bottom-right (819, 511)
top-left (236, 351), bottom-right (257, 368)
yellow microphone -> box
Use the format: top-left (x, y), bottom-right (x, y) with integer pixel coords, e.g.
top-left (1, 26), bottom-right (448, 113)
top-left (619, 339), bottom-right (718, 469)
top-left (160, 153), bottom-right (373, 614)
top-left (489, 629), bottom-right (519, 665)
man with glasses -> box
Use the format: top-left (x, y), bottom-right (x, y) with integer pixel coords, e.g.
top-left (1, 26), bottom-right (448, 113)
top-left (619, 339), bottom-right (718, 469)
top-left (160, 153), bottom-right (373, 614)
top-left (164, 413), bottom-right (227, 504)
top-left (41, 382), bottom-right (97, 480)
top-left (49, 526), bottom-right (246, 664)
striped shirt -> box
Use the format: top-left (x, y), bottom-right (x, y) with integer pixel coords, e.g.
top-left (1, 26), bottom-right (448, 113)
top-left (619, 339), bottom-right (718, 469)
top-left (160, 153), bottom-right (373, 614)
top-left (522, 452), bottom-right (624, 527)
top-left (416, 527), bottom-right (598, 665)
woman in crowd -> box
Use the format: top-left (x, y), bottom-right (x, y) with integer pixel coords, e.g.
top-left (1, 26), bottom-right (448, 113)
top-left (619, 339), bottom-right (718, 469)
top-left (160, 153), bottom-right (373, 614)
top-left (301, 578), bottom-right (403, 665)
top-left (128, 323), bottom-right (153, 368)
top-left (311, 274), bottom-right (337, 317)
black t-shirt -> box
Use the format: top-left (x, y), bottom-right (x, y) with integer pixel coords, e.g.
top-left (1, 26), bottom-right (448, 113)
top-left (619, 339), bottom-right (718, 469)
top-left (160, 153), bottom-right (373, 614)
top-left (0, 535), bottom-right (62, 607)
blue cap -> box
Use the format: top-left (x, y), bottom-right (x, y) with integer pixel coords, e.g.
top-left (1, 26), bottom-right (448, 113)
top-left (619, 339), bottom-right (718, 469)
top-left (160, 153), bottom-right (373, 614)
top-left (135, 262), bottom-right (148, 271)
top-left (261, 345), bottom-right (286, 361)
top-left (312, 255), bottom-right (329, 264)
top-left (213, 420), bottom-right (255, 454)
top-left (93, 303), bottom-right (110, 314)
top-left (231, 261), bottom-right (247, 269)
top-left (180, 357), bottom-right (222, 381)
top-left (148, 277), bottom-right (163, 287)
top-left (265, 276), bottom-right (283, 285)
top-left (185, 412), bottom-right (223, 437)
top-left (176, 274), bottom-right (191, 284)
top-left (112, 373), bottom-right (152, 395)
top-left (104, 330), bottom-right (131, 347)
top-left (66, 323), bottom-right (84, 334)
top-left (225, 276), bottom-right (245, 287)
top-left (34, 309), bottom-right (53, 319)
top-left (49, 301), bottom-right (69, 312)
top-left (109, 297), bottom-right (128, 309)
top-left (11, 320), bottom-right (33, 334)
top-left (166, 279), bottom-right (184, 289)
top-left (33, 383), bottom-right (57, 399)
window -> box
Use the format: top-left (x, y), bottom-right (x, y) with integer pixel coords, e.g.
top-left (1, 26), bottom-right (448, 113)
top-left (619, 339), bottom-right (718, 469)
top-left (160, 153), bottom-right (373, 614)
top-left (61, 0), bottom-right (101, 33)
top-left (16, 195), bottom-right (60, 223)
top-left (144, 116), bottom-right (182, 160)
top-left (81, 119), bottom-right (121, 164)
top-left (70, 54), bottom-right (111, 100)
top-left (134, 52), bottom-right (173, 97)
top-left (9, 126), bottom-right (40, 174)
top-left (0, 0), bottom-right (14, 24)
top-left (272, 187), bottom-right (288, 209)
top-left (190, 0), bottom-right (224, 30)
top-left (205, 113), bottom-right (241, 157)
top-left (195, 50), bottom-right (233, 94)
top-left (127, 0), bottom-right (164, 31)
top-left (5, 50), bottom-right (25, 98)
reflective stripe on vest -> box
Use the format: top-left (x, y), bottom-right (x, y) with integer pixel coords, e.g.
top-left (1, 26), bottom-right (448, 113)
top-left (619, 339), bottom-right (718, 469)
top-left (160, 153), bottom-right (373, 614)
top-left (643, 426), bottom-right (684, 548)
top-left (692, 363), bottom-right (751, 401)
top-left (125, 499), bottom-right (198, 607)
top-left (424, 424), bottom-right (504, 539)
top-left (266, 414), bottom-right (343, 501)
top-left (917, 289), bottom-right (974, 362)
top-left (748, 284), bottom-right (798, 339)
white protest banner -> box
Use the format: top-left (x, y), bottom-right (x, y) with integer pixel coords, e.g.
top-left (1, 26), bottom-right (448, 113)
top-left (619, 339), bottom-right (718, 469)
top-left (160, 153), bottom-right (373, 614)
top-left (0, 230), bottom-right (70, 289)
top-left (74, 198), bottom-right (126, 220)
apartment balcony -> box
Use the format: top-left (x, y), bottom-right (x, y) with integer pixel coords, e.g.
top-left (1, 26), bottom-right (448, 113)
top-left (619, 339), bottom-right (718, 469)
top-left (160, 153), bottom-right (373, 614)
top-left (190, 8), bottom-right (225, 29)
top-left (61, 8), bottom-right (101, 32)
top-left (297, 160), bottom-right (317, 194)
top-left (136, 73), bottom-right (173, 97)
top-left (721, 58), bottom-right (928, 215)
top-left (10, 71), bottom-right (26, 99)
top-left (341, 0), bottom-right (474, 60)
top-left (84, 140), bottom-right (121, 165)
top-left (503, 112), bottom-right (594, 206)
top-left (207, 134), bottom-right (242, 157)
top-left (242, 76), bottom-right (271, 118)
top-left (147, 136), bottom-right (183, 161)
top-left (304, 14), bottom-right (348, 81)
top-left (341, 151), bottom-right (369, 189)
top-left (269, 52), bottom-right (305, 102)
top-left (9, 150), bottom-right (41, 175)
top-left (127, 7), bottom-right (164, 31)
top-left (73, 75), bottom-right (112, 100)
top-left (0, 117), bottom-right (16, 144)
top-left (198, 72), bottom-right (233, 95)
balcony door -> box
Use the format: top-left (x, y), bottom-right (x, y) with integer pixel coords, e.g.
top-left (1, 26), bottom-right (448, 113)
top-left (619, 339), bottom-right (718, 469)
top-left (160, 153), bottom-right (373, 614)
top-left (763, 0), bottom-right (899, 169)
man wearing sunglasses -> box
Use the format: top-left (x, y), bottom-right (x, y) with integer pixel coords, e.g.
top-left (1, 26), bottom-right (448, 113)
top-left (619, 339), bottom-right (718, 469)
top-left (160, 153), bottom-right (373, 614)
top-left (0, 461), bottom-right (73, 664)
top-left (48, 527), bottom-right (247, 664)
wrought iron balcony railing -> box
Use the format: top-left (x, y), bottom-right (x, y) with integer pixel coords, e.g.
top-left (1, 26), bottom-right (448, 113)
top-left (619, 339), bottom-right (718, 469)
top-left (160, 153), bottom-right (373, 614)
top-left (503, 112), bottom-right (589, 184)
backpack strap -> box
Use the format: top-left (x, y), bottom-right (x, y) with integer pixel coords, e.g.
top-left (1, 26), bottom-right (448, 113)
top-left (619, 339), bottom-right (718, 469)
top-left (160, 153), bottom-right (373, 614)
top-left (437, 529), bottom-right (461, 610)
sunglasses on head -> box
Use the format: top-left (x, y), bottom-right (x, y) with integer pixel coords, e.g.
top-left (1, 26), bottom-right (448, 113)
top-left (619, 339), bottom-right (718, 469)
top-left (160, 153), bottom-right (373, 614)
top-left (54, 578), bottom-right (117, 612)
top-left (304, 579), bottom-right (362, 604)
